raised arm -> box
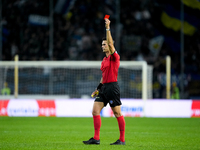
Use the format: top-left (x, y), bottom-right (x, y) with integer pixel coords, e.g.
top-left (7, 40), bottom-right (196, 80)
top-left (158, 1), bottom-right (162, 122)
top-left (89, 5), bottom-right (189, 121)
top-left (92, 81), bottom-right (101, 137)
top-left (105, 19), bottom-right (115, 54)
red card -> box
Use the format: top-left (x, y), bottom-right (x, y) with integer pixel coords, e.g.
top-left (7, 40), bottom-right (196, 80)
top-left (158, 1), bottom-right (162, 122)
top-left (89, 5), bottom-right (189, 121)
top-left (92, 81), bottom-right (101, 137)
top-left (104, 15), bottom-right (110, 20)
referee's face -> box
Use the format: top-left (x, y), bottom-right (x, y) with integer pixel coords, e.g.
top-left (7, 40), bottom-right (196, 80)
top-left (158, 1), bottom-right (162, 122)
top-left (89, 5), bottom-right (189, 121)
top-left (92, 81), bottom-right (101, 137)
top-left (102, 40), bottom-right (109, 53)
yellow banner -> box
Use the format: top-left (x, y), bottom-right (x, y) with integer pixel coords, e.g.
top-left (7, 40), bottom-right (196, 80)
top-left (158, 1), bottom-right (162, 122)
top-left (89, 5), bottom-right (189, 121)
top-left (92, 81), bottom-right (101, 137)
top-left (161, 12), bottom-right (196, 36)
top-left (182, 0), bottom-right (200, 10)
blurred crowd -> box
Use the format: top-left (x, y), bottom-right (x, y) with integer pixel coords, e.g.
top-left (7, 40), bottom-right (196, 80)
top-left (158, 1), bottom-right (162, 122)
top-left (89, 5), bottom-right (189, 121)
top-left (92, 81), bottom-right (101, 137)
top-left (2, 0), bottom-right (200, 98)
top-left (1, 0), bottom-right (162, 61)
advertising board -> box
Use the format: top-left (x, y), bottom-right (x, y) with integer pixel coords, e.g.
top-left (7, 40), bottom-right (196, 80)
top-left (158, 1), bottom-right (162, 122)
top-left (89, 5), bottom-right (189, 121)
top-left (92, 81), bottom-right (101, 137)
top-left (0, 99), bottom-right (200, 118)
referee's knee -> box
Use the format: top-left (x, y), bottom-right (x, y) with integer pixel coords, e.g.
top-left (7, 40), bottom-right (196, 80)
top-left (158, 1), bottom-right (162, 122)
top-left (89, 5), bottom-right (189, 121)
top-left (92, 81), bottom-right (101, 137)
top-left (92, 110), bottom-right (100, 116)
top-left (113, 111), bottom-right (122, 118)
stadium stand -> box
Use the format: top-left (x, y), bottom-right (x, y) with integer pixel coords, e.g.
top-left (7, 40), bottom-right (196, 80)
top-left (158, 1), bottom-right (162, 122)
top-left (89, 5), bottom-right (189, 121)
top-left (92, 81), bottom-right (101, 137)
top-left (1, 0), bottom-right (200, 98)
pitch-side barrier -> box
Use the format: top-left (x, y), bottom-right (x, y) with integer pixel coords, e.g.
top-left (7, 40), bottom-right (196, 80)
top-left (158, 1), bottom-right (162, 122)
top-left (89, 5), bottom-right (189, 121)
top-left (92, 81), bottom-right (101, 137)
top-left (0, 99), bottom-right (199, 117)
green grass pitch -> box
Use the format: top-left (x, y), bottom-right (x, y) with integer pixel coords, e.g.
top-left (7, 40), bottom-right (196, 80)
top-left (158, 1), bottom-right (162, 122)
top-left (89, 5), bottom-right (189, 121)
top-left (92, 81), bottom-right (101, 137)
top-left (0, 117), bottom-right (200, 150)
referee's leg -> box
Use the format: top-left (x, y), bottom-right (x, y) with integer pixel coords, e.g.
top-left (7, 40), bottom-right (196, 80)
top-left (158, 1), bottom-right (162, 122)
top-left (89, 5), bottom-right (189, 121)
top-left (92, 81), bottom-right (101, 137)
top-left (92, 102), bottom-right (104, 140)
top-left (83, 102), bottom-right (104, 144)
top-left (111, 106), bottom-right (126, 144)
top-left (92, 101), bottom-right (104, 116)
top-left (111, 105), bottom-right (122, 117)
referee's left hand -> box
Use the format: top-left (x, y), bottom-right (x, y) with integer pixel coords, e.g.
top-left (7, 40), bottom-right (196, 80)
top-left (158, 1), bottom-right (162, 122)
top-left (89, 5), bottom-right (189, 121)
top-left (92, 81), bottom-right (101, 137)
top-left (91, 89), bottom-right (99, 98)
top-left (105, 18), bottom-right (110, 29)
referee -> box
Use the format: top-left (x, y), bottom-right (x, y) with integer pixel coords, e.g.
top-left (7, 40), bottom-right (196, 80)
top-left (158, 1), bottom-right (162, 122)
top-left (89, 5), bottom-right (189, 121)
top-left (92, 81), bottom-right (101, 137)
top-left (83, 18), bottom-right (125, 145)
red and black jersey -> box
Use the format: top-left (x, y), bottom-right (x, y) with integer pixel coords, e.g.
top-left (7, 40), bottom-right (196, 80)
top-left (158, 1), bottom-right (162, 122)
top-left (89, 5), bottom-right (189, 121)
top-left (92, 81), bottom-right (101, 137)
top-left (101, 51), bottom-right (120, 84)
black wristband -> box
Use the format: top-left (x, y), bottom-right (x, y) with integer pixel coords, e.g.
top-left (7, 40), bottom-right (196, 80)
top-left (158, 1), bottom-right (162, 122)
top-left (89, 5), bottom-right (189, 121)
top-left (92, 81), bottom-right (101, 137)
top-left (97, 83), bottom-right (103, 90)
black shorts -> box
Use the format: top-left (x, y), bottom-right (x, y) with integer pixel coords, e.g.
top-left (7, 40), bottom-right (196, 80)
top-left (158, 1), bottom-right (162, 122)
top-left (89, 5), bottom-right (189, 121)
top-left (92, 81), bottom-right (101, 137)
top-left (95, 82), bottom-right (122, 107)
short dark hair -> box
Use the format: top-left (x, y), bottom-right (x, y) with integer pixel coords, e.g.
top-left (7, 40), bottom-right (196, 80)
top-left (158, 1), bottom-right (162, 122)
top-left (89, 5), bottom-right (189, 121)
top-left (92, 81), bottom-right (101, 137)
top-left (102, 37), bottom-right (115, 43)
top-left (102, 37), bottom-right (106, 41)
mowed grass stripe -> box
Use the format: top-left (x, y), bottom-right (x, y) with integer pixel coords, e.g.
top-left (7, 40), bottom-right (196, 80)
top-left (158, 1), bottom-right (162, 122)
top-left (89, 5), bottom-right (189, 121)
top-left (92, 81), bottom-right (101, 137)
top-left (0, 117), bottom-right (199, 150)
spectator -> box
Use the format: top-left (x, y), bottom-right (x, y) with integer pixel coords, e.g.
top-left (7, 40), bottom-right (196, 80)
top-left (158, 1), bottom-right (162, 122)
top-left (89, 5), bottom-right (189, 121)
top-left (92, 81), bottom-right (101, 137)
top-left (171, 82), bottom-right (180, 99)
top-left (1, 82), bottom-right (11, 95)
